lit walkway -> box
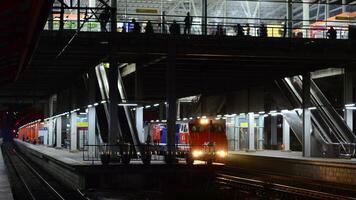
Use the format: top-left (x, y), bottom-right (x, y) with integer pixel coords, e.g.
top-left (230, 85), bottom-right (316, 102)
top-left (229, 150), bottom-right (356, 164)
top-left (0, 139), bottom-right (14, 200)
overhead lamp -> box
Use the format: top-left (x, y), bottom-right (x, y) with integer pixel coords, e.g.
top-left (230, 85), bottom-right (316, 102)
top-left (153, 103), bottom-right (160, 107)
top-left (308, 107), bottom-right (317, 110)
top-left (145, 105), bottom-right (151, 108)
top-left (88, 104), bottom-right (93, 108)
top-left (101, 100), bottom-right (107, 104)
top-left (258, 111), bottom-right (265, 114)
top-left (345, 103), bottom-right (355, 107)
top-left (118, 103), bottom-right (138, 106)
top-left (93, 103), bottom-right (99, 106)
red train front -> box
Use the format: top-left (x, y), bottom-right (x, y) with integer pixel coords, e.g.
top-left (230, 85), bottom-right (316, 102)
top-left (148, 117), bottom-right (228, 164)
top-left (186, 118), bottom-right (228, 164)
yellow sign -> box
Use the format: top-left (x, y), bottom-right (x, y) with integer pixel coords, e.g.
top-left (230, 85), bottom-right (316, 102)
top-left (76, 122), bottom-right (88, 127)
top-left (335, 16), bottom-right (355, 20)
top-left (240, 122), bottom-right (257, 128)
top-left (136, 8), bottom-right (158, 14)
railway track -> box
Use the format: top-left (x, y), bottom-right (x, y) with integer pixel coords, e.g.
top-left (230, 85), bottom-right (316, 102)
top-left (1, 142), bottom-right (89, 200)
top-left (216, 172), bottom-right (356, 200)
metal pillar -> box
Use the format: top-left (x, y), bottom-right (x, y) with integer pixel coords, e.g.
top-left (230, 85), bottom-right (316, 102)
top-left (302, 73), bottom-right (311, 157)
top-left (344, 67), bottom-right (353, 131)
top-left (88, 67), bottom-right (97, 157)
top-left (70, 112), bottom-right (77, 151)
top-left (282, 116), bottom-right (290, 151)
top-left (88, 106), bottom-right (96, 157)
top-left (108, 63), bottom-right (120, 144)
top-left (202, 0), bottom-right (207, 35)
top-left (247, 112), bottom-right (256, 152)
top-left (166, 44), bottom-right (177, 161)
top-left (77, 0), bottom-right (81, 31)
top-left (108, 0), bottom-right (120, 145)
top-left (135, 61), bottom-right (143, 101)
top-left (342, 0), bottom-right (346, 13)
top-left (136, 107), bottom-right (144, 143)
top-left (302, 1), bottom-right (309, 38)
top-left (48, 119), bottom-right (54, 146)
top-left (286, 0), bottom-right (293, 37)
top-left (325, 0), bottom-right (330, 19)
top-left (270, 115), bottom-right (277, 147)
top-left (234, 116), bottom-right (240, 151)
top-left (44, 121), bottom-right (48, 145)
top-left (257, 115), bottom-right (264, 150)
top-left (111, 0), bottom-right (117, 33)
top-left (56, 116), bottom-right (62, 148)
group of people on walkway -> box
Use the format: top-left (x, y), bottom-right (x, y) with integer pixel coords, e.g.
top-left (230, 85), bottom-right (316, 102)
top-left (99, 9), bottom-right (339, 39)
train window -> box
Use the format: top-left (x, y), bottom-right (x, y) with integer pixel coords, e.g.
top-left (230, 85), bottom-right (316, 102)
top-left (191, 125), bottom-right (204, 132)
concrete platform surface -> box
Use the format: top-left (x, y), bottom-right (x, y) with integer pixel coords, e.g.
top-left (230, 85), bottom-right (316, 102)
top-left (230, 150), bottom-right (356, 164)
top-left (0, 139), bottom-right (14, 200)
top-left (14, 139), bottom-right (214, 166)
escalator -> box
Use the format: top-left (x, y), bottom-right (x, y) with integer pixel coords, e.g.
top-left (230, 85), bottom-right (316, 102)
top-left (276, 76), bottom-right (356, 158)
top-left (95, 63), bottom-right (141, 149)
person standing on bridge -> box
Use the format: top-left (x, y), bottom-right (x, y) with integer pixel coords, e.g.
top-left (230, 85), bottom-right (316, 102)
top-left (184, 12), bottom-right (193, 35)
top-left (145, 20), bottom-right (154, 34)
top-left (327, 26), bottom-right (337, 39)
top-left (99, 8), bottom-right (110, 32)
top-left (131, 19), bottom-right (141, 33)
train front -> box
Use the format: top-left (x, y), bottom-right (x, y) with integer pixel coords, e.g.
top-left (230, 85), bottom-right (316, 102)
top-left (188, 118), bottom-right (228, 164)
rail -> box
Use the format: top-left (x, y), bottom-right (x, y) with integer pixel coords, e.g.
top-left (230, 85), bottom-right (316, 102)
top-left (216, 173), bottom-right (356, 199)
top-left (1, 143), bottom-right (88, 200)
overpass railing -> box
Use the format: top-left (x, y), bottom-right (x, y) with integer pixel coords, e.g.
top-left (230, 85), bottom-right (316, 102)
top-left (45, 11), bottom-right (356, 39)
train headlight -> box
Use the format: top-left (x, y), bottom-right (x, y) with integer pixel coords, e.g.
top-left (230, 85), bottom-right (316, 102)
top-left (192, 150), bottom-right (203, 158)
top-left (217, 150), bottom-right (227, 158)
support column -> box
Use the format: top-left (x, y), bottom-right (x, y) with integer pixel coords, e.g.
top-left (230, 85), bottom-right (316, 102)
top-left (302, 73), bottom-right (311, 157)
top-left (166, 44), bottom-right (177, 162)
top-left (286, 0), bottom-right (293, 37)
top-left (88, 106), bottom-right (96, 157)
top-left (202, 0), bottom-right (207, 35)
top-left (234, 116), bottom-right (240, 151)
top-left (270, 115), bottom-right (277, 148)
top-left (108, 63), bottom-right (120, 144)
top-left (302, 2), bottom-right (309, 37)
top-left (44, 121), bottom-right (48, 145)
top-left (135, 62), bottom-right (144, 101)
top-left (70, 112), bottom-right (77, 151)
top-left (136, 107), bottom-right (144, 143)
top-left (48, 119), bottom-right (54, 146)
top-left (247, 112), bottom-right (256, 152)
top-left (325, 0), bottom-right (330, 19)
top-left (88, 67), bottom-right (97, 157)
top-left (342, 0), bottom-right (346, 13)
top-left (344, 67), bottom-right (353, 131)
top-left (108, 0), bottom-right (120, 145)
top-left (56, 116), bottom-right (62, 148)
top-left (257, 115), bottom-right (264, 150)
top-left (282, 116), bottom-right (290, 151)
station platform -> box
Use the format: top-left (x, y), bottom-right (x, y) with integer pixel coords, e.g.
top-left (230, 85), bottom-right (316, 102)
top-left (0, 139), bottom-right (14, 200)
top-left (227, 150), bottom-right (356, 187)
top-left (14, 139), bottom-right (210, 166)
top-left (230, 150), bottom-right (356, 164)
top-left (13, 139), bottom-right (220, 190)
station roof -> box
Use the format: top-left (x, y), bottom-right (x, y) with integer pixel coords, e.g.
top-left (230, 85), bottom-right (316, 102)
top-left (0, 0), bottom-right (53, 103)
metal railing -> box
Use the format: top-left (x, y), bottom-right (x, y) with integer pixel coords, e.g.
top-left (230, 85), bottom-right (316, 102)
top-left (44, 11), bottom-right (356, 39)
top-left (83, 143), bottom-right (217, 162)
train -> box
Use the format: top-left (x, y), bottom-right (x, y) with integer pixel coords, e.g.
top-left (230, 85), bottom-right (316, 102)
top-left (147, 118), bottom-right (228, 164)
